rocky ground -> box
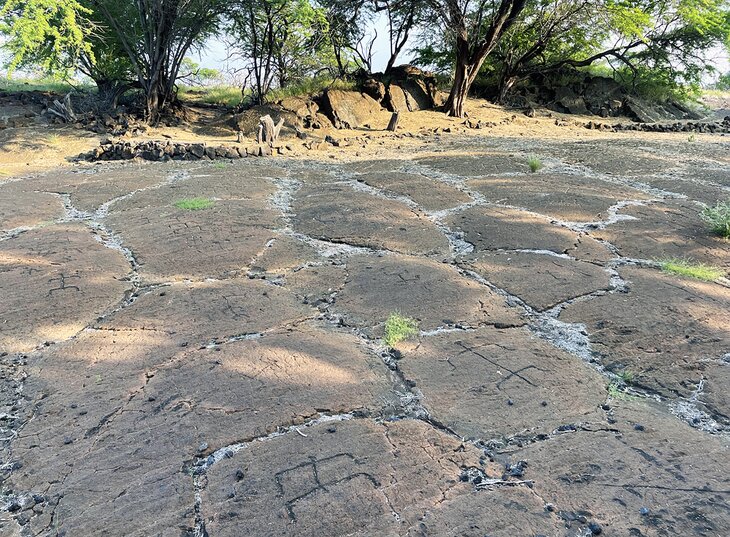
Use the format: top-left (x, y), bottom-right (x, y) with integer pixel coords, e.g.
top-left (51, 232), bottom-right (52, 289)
top-left (0, 109), bottom-right (729, 537)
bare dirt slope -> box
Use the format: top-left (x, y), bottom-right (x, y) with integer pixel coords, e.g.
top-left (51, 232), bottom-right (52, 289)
top-left (1, 104), bottom-right (729, 536)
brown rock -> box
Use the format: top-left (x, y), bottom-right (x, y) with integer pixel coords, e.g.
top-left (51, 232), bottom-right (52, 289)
top-left (400, 327), bottom-right (606, 439)
top-left (292, 182), bottom-right (450, 256)
top-left (0, 224), bottom-right (132, 353)
top-left (560, 266), bottom-right (730, 420)
top-left (332, 254), bottom-right (523, 331)
top-left (463, 251), bottom-right (611, 311)
top-left (320, 89), bottom-right (386, 129)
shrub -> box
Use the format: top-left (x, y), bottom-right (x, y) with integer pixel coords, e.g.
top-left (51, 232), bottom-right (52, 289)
top-left (384, 313), bottom-right (419, 347)
top-left (700, 200), bottom-right (730, 238)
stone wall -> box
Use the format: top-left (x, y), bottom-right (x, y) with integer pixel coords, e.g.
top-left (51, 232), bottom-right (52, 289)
top-left (80, 139), bottom-right (289, 162)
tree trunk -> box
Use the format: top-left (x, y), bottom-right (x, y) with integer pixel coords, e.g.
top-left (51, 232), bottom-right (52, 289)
top-left (96, 80), bottom-right (130, 109)
top-left (386, 111), bottom-right (400, 131)
top-left (445, 58), bottom-right (470, 118)
top-left (497, 73), bottom-right (518, 103)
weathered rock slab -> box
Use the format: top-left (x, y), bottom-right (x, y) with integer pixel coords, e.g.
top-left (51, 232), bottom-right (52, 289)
top-left (466, 173), bottom-right (650, 222)
top-left (560, 267), bottom-right (730, 424)
top-left (0, 181), bottom-right (64, 230)
top-left (0, 224), bottom-right (131, 353)
top-left (416, 153), bottom-right (529, 176)
top-left (332, 254), bottom-right (523, 331)
top-left (594, 201), bottom-right (730, 268)
top-left (511, 400), bottom-right (730, 535)
top-left (355, 171), bottom-right (472, 212)
top-left (463, 251), bottom-right (611, 311)
top-left (292, 183), bottom-right (450, 256)
top-left (399, 327), bottom-right (607, 440)
top-left (448, 206), bottom-right (607, 262)
top-left (201, 418), bottom-right (558, 536)
top-left (104, 201), bottom-right (278, 282)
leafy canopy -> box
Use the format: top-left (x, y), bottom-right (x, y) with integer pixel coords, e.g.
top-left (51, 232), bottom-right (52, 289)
top-left (0, 0), bottom-right (93, 75)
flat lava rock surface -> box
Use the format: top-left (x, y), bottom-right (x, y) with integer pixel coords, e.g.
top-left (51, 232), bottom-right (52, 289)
top-left (1, 135), bottom-right (728, 537)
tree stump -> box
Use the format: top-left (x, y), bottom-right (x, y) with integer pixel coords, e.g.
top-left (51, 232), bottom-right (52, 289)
top-left (259, 114), bottom-right (284, 146)
top-left (48, 93), bottom-right (77, 123)
top-left (386, 111), bottom-right (400, 132)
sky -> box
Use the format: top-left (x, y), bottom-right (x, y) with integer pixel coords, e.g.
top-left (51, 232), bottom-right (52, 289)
top-left (192, 12), bottom-right (414, 80)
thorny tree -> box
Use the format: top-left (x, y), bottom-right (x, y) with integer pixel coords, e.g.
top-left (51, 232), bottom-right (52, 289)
top-left (427, 0), bottom-right (528, 117)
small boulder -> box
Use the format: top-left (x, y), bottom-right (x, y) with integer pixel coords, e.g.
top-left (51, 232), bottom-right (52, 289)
top-left (320, 89), bottom-right (384, 129)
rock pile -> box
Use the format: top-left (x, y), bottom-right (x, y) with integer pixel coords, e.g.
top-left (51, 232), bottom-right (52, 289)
top-left (279, 66), bottom-right (443, 131)
top-left (80, 139), bottom-right (290, 161)
top-left (586, 116), bottom-right (730, 134)
top-left (513, 71), bottom-right (704, 123)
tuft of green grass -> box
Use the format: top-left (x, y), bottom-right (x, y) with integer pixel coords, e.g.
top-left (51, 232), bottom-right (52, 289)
top-left (213, 162), bottom-right (227, 169)
top-left (174, 197), bottom-right (214, 210)
top-left (384, 313), bottom-right (419, 347)
top-left (658, 258), bottom-right (725, 281)
top-left (527, 156), bottom-right (543, 173)
top-left (607, 381), bottom-right (636, 401)
top-left (177, 84), bottom-right (243, 107)
top-left (699, 200), bottom-right (730, 238)
top-left (687, 132), bottom-right (696, 143)
top-left (617, 370), bottom-right (635, 384)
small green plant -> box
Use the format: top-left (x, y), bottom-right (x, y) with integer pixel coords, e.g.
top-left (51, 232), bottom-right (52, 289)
top-left (658, 258), bottom-right (724, 281)
top-left (213, 162), bottom-right (227, 169)
top-left (46, 133), bottom-right (62, 145)
top-left (700, 200), bottom-right (730, 238)
top-left (174, 197), bottom-right (214, 210)
top-left (617, 370), bottom-right (635, 384)
top-left (688, 132), bottom-right (696, 143)
top-left (384, 313), bottom-right (419, 347)
top-left (607, 381), bottom-right (636, 401)
top-left (527, 156), bottom-right (543, 173)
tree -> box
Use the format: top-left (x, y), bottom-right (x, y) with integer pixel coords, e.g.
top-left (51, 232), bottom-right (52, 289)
top-left (488, 0), bottom-right (730, 102)
top-left (88, 0), bottom-right (224, 121)
top-left (1, 0), bottom-right (224, 121)
top-left (0, 0), bottom-right (94, 75)
top-left (228, 0), bottom-right (333, 104)
top-left (320, 0), bottom-right (369, 76)
top-left (375, 0), bottom-right (424, 74)
top-left (426, 0), bottom-right (529, 117)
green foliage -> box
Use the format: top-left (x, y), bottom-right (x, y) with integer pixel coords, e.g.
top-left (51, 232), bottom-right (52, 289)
top-left (0, 75), bottom-right (78, 93)
top-left (658, 258), bottom-right (725, 281)
top-left (0, 0), bottom-right (94, 75)
top-left (231, 0), bottom-right (336, 104)
top-left (617, 370), bottom-right (635, 384)
top-left (383, 313), bottom-right (419, 347)
top-left (174, 197), bottom-right (214, 210)
top-left (201, 86), bottom-right (243, 107)
top-left (527, 156), bottom-right (543, 173)
top-left (179, 58), bottom-right (223, 87)
top-left (715, 72), bottom-right (730, 90)
top-left (699, 200), bottom-right (730, 238)
top-left (607, 381), bottom-right (636, 400)
top-left (267, 76), bottom-right (355, 101)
